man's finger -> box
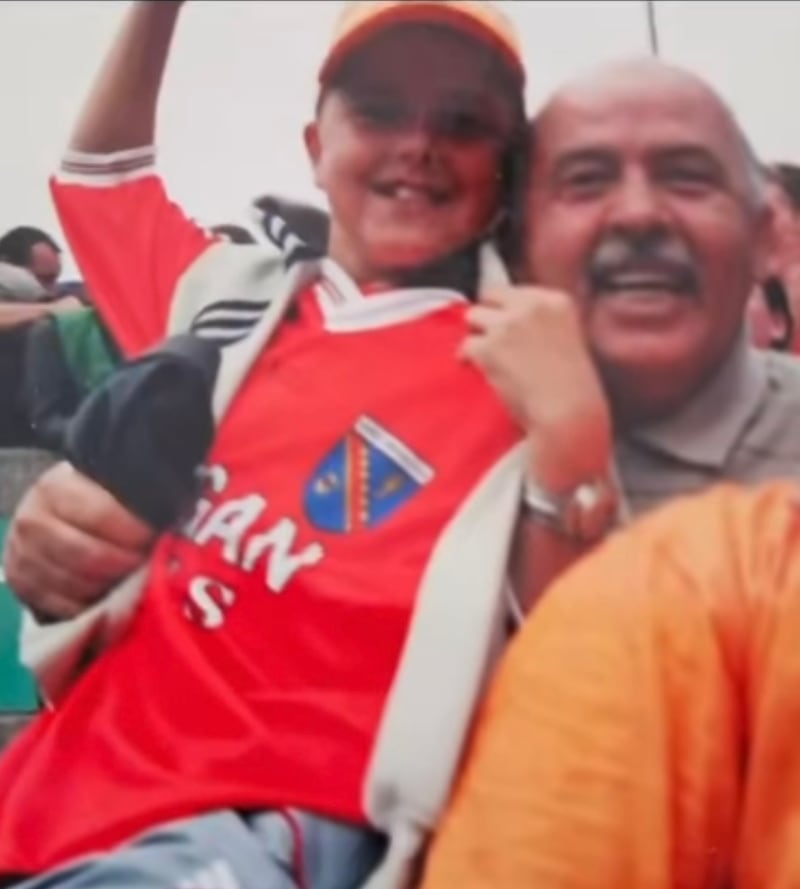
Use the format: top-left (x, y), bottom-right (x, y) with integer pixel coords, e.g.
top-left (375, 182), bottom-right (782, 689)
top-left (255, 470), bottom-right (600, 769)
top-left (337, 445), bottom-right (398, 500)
top-left (458, 334), bottom-right (490, 365)
top-left (477, 287), bottom-right (515, 308)
top-left (465, 305), bottom-right (503, 332)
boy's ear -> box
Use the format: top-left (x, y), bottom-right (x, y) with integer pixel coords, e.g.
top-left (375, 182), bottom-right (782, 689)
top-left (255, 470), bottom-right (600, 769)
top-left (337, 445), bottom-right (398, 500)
top-left (304, 122), bottom-right (324, 189)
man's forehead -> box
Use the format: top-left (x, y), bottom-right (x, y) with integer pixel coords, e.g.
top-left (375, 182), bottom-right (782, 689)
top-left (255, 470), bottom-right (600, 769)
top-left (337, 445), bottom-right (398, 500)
top-left (535, 64), bottom-right (739, 162)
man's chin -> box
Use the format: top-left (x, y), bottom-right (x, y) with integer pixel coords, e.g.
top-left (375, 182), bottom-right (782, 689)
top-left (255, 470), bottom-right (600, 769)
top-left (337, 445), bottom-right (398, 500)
top-left (593, 337), bottom-right (709, 422)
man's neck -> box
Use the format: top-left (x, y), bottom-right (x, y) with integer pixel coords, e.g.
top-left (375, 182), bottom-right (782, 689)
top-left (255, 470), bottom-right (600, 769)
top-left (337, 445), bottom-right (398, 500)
top-left (604, 367), bottom-right (714, 431)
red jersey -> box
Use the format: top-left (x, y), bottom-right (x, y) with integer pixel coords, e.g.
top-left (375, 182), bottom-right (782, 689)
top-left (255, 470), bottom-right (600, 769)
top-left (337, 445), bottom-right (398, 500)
top-left (0, 149), bottom-right (520, 872)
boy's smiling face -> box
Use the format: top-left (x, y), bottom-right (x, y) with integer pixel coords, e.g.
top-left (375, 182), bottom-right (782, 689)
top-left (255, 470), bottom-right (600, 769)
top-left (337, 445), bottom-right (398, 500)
top-left (305, 23), bottom-right (522, 284)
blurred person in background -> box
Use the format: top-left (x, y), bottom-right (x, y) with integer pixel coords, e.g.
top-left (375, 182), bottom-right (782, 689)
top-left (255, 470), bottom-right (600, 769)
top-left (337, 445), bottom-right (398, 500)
top-left (0, 226), bottom-right (62, 295)
top-left (747, 274), bottom-right (794, 351)
top-left (0, 227), bottom-right (83, 331)
top-left (761, 162), bottom-right (800, 351)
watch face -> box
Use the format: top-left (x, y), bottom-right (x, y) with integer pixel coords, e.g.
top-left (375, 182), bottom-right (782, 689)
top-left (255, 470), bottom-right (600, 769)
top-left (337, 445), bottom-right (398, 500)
top-left (563, 480), bottom-right (619, 543)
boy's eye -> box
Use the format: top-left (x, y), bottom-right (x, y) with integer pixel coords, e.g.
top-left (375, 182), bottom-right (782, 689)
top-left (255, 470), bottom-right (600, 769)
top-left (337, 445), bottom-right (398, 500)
top-left (352, 100), bottom-right (505, 143)
top-left (434, 108), bottom-right (500, 142)
top-left (351, 97), bottom-right (410, 129)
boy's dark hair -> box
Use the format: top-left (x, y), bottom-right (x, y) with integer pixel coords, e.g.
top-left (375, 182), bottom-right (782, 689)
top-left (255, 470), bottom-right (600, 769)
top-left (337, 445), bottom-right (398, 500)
top-left (495, 118), bottom-right (535, 276)
top-left (0, 226), bottom-right (61, 267)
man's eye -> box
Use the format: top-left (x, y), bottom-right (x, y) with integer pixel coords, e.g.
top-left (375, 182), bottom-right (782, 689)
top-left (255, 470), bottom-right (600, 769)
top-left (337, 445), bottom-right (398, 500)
top-left (560, 169), bottom-right (611, 194)
top-left (663, 167), bottom-right (716, 189)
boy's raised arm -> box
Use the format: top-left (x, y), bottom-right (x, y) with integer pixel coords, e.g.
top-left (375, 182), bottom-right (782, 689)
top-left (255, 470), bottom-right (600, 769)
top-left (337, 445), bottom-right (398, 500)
top-left (68, 0), bottom-right (184, 154)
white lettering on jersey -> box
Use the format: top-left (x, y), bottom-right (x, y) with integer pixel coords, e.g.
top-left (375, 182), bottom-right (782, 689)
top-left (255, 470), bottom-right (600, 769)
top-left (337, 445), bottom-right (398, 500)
top-left (184, 576), bottom-right (237, 629)
top-left (178, 463), bottom-right (326, 629)
top-left (193, 494), bottom-right (267, 563)
top-left (182, 464), bottom-right (230, 538)
top-left (242, 518), bottom-right (325, 593)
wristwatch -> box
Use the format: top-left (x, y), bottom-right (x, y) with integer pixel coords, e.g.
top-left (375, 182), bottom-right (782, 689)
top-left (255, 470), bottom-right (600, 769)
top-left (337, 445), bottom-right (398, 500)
top-left (522, 474), bottom-right (619, 544)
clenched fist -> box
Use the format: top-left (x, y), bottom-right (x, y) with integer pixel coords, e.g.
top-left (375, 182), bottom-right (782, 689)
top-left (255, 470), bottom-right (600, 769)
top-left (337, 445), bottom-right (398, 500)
top-left (461, 286), bottom-right (613, 490)
top-left (3, 462), bottom-right (155, 622)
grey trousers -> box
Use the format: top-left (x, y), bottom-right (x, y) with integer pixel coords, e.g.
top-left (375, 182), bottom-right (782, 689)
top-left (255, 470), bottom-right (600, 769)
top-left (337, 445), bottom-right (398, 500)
top-left (11, 809), bottom-right (386, 889)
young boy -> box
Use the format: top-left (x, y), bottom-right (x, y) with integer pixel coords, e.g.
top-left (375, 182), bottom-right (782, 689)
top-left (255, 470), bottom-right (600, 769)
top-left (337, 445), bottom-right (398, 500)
top-left (0, 2), bottom-right (529, 888)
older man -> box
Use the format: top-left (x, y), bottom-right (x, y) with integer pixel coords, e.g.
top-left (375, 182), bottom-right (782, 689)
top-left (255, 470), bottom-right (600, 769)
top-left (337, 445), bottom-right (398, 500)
top-left (469, 56), bottom-right (800, 604)
top-left (420, 56), bottom-right (800, 889)
top-left (526, 58), bottom-right (800, 503)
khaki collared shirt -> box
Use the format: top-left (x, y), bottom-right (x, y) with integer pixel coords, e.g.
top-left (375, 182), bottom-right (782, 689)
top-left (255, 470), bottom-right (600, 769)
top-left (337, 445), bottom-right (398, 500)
top-left (615, 335), bottom-right (800, 516)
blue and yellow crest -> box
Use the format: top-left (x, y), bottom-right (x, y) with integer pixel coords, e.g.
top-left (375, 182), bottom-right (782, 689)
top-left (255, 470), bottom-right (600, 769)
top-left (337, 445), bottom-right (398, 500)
top-left (304, 415), bottom-right (434, 533)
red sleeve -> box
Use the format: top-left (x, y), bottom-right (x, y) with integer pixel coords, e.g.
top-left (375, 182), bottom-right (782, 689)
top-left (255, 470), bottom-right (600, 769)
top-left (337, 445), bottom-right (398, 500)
top-left (51, 147), bottom-right (215, 356)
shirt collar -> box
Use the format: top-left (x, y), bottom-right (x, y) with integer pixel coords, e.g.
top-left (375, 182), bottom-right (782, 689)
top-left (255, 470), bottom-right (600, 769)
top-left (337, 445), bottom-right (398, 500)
top-left (311, 243), bottom-right (509, 332)
top-left (626, 332), bottom-right (769, 469)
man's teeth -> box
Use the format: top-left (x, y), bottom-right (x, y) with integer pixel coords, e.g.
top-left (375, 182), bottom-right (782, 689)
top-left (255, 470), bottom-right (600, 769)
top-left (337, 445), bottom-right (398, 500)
top-left (613, 278), bottom-right (671, 289)
top-left (605, 274), bottom-right (680, 291)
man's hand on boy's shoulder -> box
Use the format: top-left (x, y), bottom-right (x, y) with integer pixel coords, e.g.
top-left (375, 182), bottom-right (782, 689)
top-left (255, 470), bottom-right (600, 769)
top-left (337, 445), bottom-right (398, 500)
top-left (3, 462), bottom-right (155, 623)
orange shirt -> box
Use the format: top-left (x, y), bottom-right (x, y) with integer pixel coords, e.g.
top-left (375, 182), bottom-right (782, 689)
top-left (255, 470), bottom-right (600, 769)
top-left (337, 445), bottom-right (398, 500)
top-left (422, 481), bottom-right (800, 889)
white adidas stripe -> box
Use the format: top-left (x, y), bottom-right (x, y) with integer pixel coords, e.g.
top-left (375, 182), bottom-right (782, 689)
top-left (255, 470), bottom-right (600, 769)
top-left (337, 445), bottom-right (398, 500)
top-left (193, 305), bottom-right (269, 323)
top-left (266, 213), bottom-right (287, 244)
top-left (192, 327), bottom-right (253, 344)
top-left (191, 318), bottom-right (262, 335)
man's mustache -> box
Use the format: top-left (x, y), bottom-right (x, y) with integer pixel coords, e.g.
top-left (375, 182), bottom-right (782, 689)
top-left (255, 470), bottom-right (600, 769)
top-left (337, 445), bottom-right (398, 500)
top-left (587, 234), bottom-right (699, 293)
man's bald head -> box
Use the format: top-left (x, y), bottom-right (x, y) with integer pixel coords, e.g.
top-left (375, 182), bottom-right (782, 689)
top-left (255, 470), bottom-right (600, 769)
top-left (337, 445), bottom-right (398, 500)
top-left (520, 57), bottom-right (772, 423)
top-left (534, 57), bottom-right (765, 210)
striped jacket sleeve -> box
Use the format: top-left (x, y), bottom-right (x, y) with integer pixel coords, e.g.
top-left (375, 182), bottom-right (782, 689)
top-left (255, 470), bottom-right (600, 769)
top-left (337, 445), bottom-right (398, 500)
top-left (51, 147), bottom-right (214, 355)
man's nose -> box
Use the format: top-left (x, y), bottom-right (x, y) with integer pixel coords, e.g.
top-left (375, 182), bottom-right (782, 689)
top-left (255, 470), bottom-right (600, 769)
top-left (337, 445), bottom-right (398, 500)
top-left (604, 170), bottom-right (671, 234)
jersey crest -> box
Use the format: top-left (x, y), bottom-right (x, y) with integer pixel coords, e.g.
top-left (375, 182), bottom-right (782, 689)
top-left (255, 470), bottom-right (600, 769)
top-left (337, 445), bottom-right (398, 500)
top-left (304, 415), bottom-right (434, 533)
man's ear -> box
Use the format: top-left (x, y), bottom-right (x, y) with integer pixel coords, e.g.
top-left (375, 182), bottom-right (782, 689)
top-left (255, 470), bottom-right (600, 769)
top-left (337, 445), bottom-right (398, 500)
top-left (304, 122), bottom-right (324, 190)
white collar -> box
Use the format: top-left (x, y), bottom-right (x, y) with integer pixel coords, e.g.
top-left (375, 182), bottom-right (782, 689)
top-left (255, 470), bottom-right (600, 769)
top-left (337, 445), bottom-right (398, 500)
top-left (313, 257), bottom-right (466, 332)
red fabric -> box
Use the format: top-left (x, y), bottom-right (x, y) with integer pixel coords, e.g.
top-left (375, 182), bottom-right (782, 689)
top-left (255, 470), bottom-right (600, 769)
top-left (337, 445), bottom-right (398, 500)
top-left (50, 174), bottom-right (213, 356)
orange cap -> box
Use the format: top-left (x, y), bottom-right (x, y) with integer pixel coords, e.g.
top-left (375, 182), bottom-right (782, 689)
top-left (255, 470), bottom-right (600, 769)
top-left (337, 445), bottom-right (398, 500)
top-left (319, 0), bottom-right (525, 87)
